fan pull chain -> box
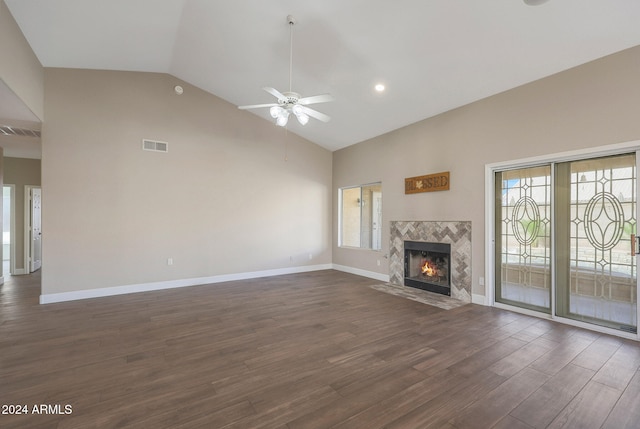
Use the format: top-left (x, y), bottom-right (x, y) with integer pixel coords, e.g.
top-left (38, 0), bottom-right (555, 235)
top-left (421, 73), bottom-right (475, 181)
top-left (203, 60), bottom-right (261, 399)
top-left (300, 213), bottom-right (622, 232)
top-left (284, 127), bottom-right (289, 162)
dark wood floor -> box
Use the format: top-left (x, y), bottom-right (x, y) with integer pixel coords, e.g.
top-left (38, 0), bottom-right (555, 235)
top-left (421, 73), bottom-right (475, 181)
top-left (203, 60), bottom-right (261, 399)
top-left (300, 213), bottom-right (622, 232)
top-left (2, 270), bottom-right (640, 428)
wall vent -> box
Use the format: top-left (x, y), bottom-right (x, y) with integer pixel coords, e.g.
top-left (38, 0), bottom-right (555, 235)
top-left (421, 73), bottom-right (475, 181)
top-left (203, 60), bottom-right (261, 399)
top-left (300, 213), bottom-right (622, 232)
top-left (0, 125), bottom-right (41, 138)
top-left (142, 139), bottom-right (168, 153)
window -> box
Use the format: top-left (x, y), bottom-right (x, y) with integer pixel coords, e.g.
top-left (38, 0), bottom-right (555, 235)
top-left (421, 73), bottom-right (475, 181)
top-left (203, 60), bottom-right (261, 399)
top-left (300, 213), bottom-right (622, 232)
top-left (339, 183), bottom-right (382, 250)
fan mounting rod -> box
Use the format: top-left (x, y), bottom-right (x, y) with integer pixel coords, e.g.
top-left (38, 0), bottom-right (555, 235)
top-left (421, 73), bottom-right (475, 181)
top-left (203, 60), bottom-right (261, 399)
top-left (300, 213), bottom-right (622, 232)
top-left (287, 15), bottom-right (296, 92)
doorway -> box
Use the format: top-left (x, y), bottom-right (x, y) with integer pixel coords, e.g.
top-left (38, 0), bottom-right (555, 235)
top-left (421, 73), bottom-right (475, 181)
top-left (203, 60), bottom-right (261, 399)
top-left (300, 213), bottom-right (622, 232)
top-left (489, 146), bottom-right (639, 337)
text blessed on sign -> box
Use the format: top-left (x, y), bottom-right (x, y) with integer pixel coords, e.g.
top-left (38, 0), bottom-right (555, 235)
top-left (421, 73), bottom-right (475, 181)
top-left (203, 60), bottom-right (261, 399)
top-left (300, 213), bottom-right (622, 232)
top-left (405, 171), bottom-right (450, 194)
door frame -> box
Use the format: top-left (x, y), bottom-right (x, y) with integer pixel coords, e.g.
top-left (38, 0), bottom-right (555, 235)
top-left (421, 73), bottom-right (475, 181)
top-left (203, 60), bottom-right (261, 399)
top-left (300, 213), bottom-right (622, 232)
top-left (3, 184), bottom-right (16, 277)
top-left (372, 191), bottom-right (382, 250)
top-left (485, 139), bottom-right (640, 340)
top-left (24, 185), bottom-right (42, 274)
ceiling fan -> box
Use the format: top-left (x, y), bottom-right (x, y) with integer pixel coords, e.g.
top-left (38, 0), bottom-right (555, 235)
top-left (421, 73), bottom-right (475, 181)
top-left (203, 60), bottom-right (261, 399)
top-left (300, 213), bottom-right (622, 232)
top-left (238, 15), bottom-right (334, 127)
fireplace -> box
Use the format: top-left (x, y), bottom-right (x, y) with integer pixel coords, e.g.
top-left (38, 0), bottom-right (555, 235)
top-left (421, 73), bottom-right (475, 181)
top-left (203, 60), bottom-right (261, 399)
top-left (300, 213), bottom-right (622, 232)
top-left (404, 241), bottom-right (451, 296)
top-left (391, 221), bottom-right (471, 303)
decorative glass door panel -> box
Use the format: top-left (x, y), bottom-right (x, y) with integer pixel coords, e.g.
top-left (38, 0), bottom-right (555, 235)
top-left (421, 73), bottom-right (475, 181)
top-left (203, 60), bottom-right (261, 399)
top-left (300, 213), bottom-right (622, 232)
top-left (495, 166), bottom-right (552, 312)
top-left (555, 154), bottom-right (637, 332)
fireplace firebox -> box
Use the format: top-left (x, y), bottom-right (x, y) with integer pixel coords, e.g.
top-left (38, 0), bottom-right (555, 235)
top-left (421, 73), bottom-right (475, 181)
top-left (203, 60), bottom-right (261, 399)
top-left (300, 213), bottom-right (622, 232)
top-left (404, 241), bottom-right (451, 296)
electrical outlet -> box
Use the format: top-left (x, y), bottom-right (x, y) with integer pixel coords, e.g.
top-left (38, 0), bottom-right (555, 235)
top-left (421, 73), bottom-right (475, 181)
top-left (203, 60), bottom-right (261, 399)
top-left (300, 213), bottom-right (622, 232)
top-left (309, 253), bottom-right (313, 260)
top-left (167, 258), bottom-right (173, 266)
top-left (377, 259), bottom-right (381, 266)
top-left (479, 276), bottom-right (484, 286)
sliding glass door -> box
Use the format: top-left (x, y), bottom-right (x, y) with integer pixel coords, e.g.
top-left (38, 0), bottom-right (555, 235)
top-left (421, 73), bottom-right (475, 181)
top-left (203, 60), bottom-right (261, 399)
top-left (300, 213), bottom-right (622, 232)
top-left (495, 152), bottom-right (638, 334)
top-left (555, 154), bottom-right (637, 332)
top-left (495, 166), bottom-right (552, 313)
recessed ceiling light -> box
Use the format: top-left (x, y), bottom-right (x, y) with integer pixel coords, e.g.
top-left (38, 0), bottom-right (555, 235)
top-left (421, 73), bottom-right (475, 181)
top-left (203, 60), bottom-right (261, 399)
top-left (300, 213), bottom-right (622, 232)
top-left (375, 83), bottom-right (385, 92)
top-left (523, 0), bottom-right (550, 5)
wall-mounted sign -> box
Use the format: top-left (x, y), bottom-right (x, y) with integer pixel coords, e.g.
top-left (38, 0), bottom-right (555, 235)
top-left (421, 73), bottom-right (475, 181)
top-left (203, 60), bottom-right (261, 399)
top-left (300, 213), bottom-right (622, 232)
top-left (405, 171), bottom-right (450, 194)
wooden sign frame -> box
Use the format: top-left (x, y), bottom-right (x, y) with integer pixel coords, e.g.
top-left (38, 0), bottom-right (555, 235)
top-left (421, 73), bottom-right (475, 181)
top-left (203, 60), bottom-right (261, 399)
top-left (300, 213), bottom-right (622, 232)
top-left (405, 171), bottom-right (450, 194)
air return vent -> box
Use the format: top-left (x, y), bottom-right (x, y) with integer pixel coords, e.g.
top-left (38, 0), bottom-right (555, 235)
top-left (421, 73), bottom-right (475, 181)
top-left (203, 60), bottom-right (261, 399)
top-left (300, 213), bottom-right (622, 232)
top-left (0, 125), bottom-right (41, 138)
top-left (142, 139), bottom-right (168, 153)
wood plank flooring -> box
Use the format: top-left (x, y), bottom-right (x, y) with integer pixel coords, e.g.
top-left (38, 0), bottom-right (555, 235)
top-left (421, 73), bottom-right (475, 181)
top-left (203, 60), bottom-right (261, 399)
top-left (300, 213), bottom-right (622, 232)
top-left (1, 269), bottom-right (640, 428)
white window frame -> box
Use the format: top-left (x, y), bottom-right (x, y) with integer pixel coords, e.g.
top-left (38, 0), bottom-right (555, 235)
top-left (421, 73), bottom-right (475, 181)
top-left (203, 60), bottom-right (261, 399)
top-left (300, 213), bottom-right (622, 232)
top-left (338, 182), bottom-right (382, 250)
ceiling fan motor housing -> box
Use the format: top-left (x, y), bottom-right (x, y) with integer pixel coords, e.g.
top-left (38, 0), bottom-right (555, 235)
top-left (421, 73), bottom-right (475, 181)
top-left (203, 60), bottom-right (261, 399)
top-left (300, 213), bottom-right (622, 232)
top-left (281, 92), bottom-right (300, 105)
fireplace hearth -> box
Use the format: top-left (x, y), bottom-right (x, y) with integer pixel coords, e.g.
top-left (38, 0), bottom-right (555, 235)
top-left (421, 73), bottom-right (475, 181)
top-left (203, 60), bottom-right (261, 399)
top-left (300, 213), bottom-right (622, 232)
top-left (404, 241), bottom-right (451, 296)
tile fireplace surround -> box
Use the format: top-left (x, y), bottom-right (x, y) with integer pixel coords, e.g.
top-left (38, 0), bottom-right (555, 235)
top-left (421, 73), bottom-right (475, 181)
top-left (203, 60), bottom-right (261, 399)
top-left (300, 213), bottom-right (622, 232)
top-left (390, 221), bottom-right (472, 303)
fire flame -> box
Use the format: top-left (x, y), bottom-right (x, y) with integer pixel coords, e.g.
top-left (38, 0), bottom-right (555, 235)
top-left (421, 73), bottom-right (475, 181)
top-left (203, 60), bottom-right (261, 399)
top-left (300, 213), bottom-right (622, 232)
top-left (421, 261), bottom-right (436, 277)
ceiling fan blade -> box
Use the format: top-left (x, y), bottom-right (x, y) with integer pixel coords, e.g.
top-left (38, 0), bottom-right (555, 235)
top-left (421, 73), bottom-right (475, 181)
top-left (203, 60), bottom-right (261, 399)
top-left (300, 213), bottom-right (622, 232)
top-left (298, 93), bottom-right (334, 105)
top-left (238, 103), bottom-right (278, 110)
top-left (263, 87), bottom-right (287, 101)
top-left (300, 105), bottom-right (331, 123)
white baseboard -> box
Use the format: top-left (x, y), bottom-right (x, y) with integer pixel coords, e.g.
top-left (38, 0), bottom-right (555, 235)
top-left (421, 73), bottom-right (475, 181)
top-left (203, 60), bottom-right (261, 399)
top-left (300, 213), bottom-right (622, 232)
top-left (472, 293), bottom-right (487, 305)
top-left (39, 264), bottom-right (333, 304)
top-left (13, 268), bottom-right (28, 275)
top-left (38, 263), bottom-right (480, 306)
top-left (331, 264), bottom-right (390, 283)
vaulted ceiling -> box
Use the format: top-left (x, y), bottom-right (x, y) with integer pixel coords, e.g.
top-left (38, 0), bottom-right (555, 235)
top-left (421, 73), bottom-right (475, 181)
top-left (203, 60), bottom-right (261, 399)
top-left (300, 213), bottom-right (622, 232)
top-left (5, 0), bottom-right (640, 152)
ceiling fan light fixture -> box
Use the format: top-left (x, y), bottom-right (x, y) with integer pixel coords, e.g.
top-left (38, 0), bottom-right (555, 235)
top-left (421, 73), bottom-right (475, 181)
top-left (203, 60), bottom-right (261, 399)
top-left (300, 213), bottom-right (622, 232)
top-left (296, 112), bottom-right (309, 125)
top-left (237, 15), bottom-right (332, 126)
top-left (292, 104), bottom-right (304, 115)
top-left (276, 110), bottom-right (290, 127)
top-left (270, 105), bottom-right (282, 118)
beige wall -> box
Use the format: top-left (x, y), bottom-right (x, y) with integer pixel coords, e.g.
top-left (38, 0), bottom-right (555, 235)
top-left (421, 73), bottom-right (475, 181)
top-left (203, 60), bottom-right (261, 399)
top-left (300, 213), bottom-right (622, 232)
top-left (42, 69), bottom-right (332, 294)
top-left (3, 157), bottom-right (41, 270)
top-left (0, 0), bottom-right (44, 121)
top-left (333, 45), bottom-right (640, 297)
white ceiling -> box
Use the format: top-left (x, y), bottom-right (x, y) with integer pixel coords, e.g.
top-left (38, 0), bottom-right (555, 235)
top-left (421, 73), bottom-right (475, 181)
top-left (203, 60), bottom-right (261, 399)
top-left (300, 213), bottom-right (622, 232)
top-left (4, 0), bottom-right (640, 152)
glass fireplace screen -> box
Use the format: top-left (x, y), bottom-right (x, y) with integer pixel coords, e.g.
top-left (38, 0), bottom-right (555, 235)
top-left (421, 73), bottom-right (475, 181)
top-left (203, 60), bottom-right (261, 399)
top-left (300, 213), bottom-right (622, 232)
top-left (404, 241), bottom-right (451, 296)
